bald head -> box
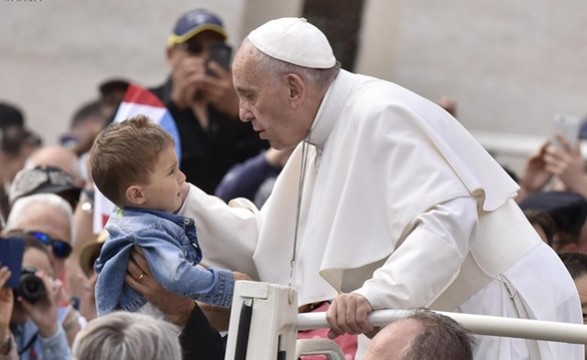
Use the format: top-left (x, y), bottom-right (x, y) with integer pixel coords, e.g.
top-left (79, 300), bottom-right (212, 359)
top-left (364, 319), bottom-right (422, 360)
top-left (26, 145), bottom-right (83, 186)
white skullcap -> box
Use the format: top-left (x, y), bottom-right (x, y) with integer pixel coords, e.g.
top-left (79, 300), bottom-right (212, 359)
top-left (247, 17), bottom-right (336, 69)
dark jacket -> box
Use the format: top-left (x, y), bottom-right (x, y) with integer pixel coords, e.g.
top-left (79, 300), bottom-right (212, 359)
top-left (180, 304), bottom-right (225, 360)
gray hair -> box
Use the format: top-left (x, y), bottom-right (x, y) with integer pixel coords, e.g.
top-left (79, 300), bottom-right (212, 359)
top-left (244, 38), bottom-right (341, 89)
top-left (72, 312), bottom-right (182, 360)
top-left (6, 193), bottom-right (74, 241)
top-left (403, 309), bottom-right (475, 360)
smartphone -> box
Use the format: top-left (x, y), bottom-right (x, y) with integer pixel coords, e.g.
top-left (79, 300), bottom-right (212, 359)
top-left (0, 237), bottom-right (25, 288)
top-left (552, 114), bottom-right (581, 148)
top-left (207, 43), bottom-right (232, 76)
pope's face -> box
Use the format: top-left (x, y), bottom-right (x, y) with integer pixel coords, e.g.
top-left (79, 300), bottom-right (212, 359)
top-left (232, 42), bottom-right (311, 150)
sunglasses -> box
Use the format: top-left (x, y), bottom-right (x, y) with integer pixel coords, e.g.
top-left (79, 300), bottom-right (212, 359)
top-left (178, 40), bottom-right (225, 56)
top-left (28, 231), bottom-right (72, 259)
top-left (178, 41), bottom-right (205, 56)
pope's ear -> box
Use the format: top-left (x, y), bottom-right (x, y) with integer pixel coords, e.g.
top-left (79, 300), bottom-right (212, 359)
top-left (125, 185), bottom-right (146, 206)
top-left (285, 73), bottom-right (305, 104)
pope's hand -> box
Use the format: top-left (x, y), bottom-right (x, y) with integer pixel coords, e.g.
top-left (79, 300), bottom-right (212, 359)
top-left (326, 293), bottom-right (374, 339)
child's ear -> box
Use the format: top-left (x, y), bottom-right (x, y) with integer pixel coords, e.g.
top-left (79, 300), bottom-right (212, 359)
top-left (126, 185), bottom-right (146, 206)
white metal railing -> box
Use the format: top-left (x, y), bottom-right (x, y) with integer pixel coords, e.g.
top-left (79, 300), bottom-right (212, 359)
top-left (224, 282), bottom-right (587, 360)
top-left (297, 310), bottom-right (587, 345)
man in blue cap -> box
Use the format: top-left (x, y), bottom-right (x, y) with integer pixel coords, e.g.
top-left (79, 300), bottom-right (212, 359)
top-left (150, 8), bottom-right (267, 194)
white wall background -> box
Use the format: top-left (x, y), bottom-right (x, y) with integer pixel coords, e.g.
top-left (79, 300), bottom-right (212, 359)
top-left (389, 1), bottom-right (587, 137)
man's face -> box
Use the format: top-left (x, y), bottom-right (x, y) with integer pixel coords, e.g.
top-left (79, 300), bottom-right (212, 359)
top-left (232, 42), bottom-right (312, 150)
top-left (10, 203), bottom-right (72, 279)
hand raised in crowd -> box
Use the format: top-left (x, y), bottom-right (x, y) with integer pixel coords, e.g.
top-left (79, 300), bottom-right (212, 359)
top-left (169, 56), bottom-right (208, 109)
top-left (200, 62), bottom-right (239, 119)
top-left (543, 135), bottom-right (587, 196)
top-left (326, 293), bottom-right (374, 339)
top-left (0, 267), bottom-right (14, 355)
top-left (17, 270), bottom-right (62, 338)
top-left (519, 141), bottom-right (553, 201)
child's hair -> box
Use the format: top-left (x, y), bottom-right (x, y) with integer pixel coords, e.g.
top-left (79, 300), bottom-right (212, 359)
top-left (89, 115), bottom-right (174, 206)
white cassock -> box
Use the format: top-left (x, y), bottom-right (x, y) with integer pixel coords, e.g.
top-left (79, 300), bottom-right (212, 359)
top-left (181, 69), bottom-right (583, 359)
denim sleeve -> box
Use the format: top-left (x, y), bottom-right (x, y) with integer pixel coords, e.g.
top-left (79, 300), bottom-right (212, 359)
top-left (139, 229), bottom-right (236, 308)
top-left (38, 325), bottom-right (71, 360)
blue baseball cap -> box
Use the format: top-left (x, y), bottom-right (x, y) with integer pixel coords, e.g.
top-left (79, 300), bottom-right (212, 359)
top-left (168, 8), bottom-right (227, 46)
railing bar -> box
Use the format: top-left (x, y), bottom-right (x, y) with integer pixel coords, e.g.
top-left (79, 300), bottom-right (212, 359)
top-left (296, 310), bottom-right (587, 345)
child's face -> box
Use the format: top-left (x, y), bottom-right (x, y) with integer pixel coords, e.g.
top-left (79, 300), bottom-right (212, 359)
top-left (139, 143), bottom-right (186, 212)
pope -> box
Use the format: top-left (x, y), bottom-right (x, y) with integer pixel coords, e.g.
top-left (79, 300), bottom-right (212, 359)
top-left (172, 17), bottom-right (582, 359)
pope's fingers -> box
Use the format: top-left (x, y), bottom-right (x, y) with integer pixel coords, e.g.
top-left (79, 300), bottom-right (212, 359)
top-left (327, 297), bottom-right (356, 335)
top-left (329, 294), bottom-right (375, 336)
top-left (326, 301), bottom-right (344, 339)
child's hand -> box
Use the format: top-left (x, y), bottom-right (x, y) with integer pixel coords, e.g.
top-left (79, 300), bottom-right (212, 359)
top-left (232, 271), bottom-right (252, 282)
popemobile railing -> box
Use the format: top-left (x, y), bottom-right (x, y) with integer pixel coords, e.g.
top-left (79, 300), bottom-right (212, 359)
top-left (223, 281), bottom-right (587, 360)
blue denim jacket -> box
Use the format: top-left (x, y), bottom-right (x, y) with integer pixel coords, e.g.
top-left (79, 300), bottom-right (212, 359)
top-left (95, 208), bottom-right (234, 315)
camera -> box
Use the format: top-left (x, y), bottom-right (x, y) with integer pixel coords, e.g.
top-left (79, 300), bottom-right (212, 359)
top-left (14, 266), bottom-right (46, 304)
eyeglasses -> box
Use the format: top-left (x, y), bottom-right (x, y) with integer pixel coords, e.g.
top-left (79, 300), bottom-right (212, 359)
top-left (28, 231), bottom-right (72, 259)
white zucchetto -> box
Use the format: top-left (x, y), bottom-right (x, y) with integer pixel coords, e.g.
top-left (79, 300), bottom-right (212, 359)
top-left (247, 17), bottom-right (336, 69)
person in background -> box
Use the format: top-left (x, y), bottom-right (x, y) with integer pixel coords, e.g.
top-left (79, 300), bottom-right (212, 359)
top-left (520, 191), bottom-right (587, 252)
top-left (150, 8), bottom-right (268, 194)
top-left (11, 145), bottom-right (94, 312)
top-left (1, 231), bottom-right (77, 360)
top-left (0, 110), bottom-right (43, 226)
top-left (72, 311), bottom-right (181, 360)
top-left (97, 78), bottom-right (130, 123)
top-left (524, 209), bottom-right (557, 246)
top-left (5, 194), bottom-right (73, 285)
top-left (559, 252), bottom-right (587, 324)
top-left (0, 263), bottom-right (16, 360)
top-left (214, 146), bottom-right (293, 207)
top-left (76, 230), bottom-right (106, 322)
top-left (559, 251), bottom-right (587, 359)
top-left (363, 308), bottom-right (475, 360)
top-left (60, 101), bottom-right (107, 157)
